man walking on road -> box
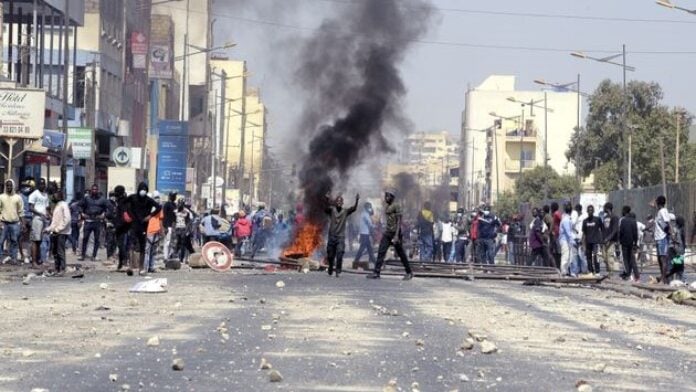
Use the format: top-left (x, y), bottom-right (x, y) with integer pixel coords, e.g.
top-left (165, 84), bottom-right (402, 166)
top-left (558, 203), bottom-right (574, 276)
top-left (353, 201), bottom-right (376, 268)
top-left (162, 192), bottom-right (177, 259)
top-left (79, 185), bottom-right (109, 261)
top-left (477, 206), bottom-right (501, 265)
top-left (324, 194), bottom-right (359, 277)
top-left (618, 205), bottom-right (639, 282)
top-left (0, 180), bottom-right (24, 265)
top-left (653, 195), bottom-right (672, 283)
top-left (367, 190), bottom-right (413, 281)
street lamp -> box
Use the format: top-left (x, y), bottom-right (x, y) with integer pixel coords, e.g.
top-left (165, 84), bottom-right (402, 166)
top-left (656, 0), bottom-right (696, 14)
top-left (571, 46), bottom-right (636, 189)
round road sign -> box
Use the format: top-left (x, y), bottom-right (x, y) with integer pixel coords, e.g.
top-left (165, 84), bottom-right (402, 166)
top-left (201, 241), bottom-right (234, 272)
top-left (113, 146), bottom-right (131, 166)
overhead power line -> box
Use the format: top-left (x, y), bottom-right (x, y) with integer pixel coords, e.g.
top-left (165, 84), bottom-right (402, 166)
top-left (161, 4), bottom-right (696, 55)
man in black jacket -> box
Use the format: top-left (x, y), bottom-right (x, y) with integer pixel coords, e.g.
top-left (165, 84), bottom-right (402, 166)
top-left (618, 205), bottom-right (639, 282)
top-left (79, 184), bottom-right (110, 261)
top-left (162, 192), bottom-right (177, 259)
top-left (126, 182), bottom-right (161, 275)
top-left (601, 202), bottom-right (620, 276)
top-left (112, 186), bottom-right (131, 271)
top-left (582, 205), bottom-right (604, 275)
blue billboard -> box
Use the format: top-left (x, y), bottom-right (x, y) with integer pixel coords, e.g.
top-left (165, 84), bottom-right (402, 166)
top-left (156, 121), bottom-right (188, 194)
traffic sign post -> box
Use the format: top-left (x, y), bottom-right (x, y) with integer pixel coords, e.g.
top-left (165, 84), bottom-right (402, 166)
top-left (113, 147), bottom-right (131, 166)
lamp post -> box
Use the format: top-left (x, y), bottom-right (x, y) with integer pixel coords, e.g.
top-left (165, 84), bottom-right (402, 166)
top-left (571, 46), bottom-right (636, 189)
top-left (656, 0), bottom-right (696, 14)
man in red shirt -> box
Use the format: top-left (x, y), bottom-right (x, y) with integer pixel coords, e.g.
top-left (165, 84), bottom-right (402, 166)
top-left (469, 212), bottom-right (479, 263)
top-left (551, 202), bottom-right (563, 268)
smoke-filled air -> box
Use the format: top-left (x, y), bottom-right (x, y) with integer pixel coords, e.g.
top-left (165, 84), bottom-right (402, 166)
top-left (284, 0), bottom-right (434, 257)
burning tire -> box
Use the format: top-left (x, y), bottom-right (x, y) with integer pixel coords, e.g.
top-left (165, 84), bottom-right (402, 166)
top-left (201, 241), bottom-right (234, 272)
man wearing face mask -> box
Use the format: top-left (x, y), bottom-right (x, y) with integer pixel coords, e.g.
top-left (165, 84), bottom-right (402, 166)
top-left (125, 182), bottom-right (161, 275)
top-left (353, 201), bottom-right (376, 269)
top-left (79, 185), bottom-right (109, 261)
top-left (582, 205), bottom-right (604, 275)
top-left (0, 180), bottom-right (24, 265)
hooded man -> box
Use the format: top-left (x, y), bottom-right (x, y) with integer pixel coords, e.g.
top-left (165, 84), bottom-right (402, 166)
top-left (477, 206), bottom-right (501, 265)
top-left (125, 182), bottom-right (161, 275)
top-left (79, 184), bottom-right (109, 261)
top-left (0, 180), bottom-right (24, 264)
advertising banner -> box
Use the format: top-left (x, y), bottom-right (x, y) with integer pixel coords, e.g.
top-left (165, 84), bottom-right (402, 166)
top-left (0, 88), bottom-right (46, 139)
top-left (67, 128), bottom-right (93, 159)
top-left (131, 32), bottom-right (148, 69)
top-left (156, 121), bottom-right (188, 194)
top-left (149, 44), bottom-right (173, 79)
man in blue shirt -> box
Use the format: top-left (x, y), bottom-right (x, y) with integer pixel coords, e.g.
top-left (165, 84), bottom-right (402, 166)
top-left (558, 203), bottom-right (575, 276)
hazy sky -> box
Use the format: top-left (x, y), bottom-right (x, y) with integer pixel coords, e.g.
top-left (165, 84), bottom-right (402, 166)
top-left (213, 0), bottom-right (696, 155)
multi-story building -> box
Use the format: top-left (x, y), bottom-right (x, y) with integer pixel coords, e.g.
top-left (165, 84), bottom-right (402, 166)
top-left (384, 131), bottom-right (460, 212)
top-left (461, 75), bottom-right (579, 207)
top-left (1, 0), bottom-right (85, 192)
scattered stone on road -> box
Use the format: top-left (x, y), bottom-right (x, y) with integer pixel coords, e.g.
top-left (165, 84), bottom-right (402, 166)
top-left (146, 336), bottom-right (160, 347)
top-left (260, 358), bottom-right (272, 370)
top-left (99, 283), bottom-right (109, 290)
top-left (480, 340), bottom-right (498, 354)
top-left (109, 374), bottom-right (118, 382)
top-left (269, 370), bottom-right (283, 382)
top-left (593, 363), bottom-right (607, 373)
top-left (172, 358), bottom-right (185, 371)
top-left (275, 280), bottom-right (285, 288)
top-left (460, 338), bottom-right (475, 350)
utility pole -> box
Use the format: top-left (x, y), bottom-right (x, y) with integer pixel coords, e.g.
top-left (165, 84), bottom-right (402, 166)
top-left (61, 0), bottom-right (70, 189)
top-left (659, 137), bottom-right (667, 197)
top-left (218, 70), bottom-right (227, 209)
top-left (623, 44), bottom-right (631, 190)
top-left (238, 63), bottom-right (248, 210)
top-left (543, 91), bottom-right (549, 200)
top-left (518, 106), bottom-right (525, 177)
top-left (675, 111), bottom-right (681, 183)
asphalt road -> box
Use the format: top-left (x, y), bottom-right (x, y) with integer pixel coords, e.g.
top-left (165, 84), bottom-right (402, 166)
top-left (0, 263), bottom-right (695, 392)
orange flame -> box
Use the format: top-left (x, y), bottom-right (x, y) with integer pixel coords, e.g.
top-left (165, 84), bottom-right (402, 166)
top-left (284, 222), bottom-right (322, 258)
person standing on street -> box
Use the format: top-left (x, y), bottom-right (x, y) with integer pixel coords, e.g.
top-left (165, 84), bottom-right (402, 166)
top-left (582, 205), bottom-right (604, 275)
top-left (441, 216), bottom-right (454, 263)
top-left (79, 185), bottom-right (109, 261)
top-left (143, 194), bottom-right (164, 274)
top-left (618, 205), bottom-right (639, 282)
top-left (367, 190), bottom-right (413, 280)
top-left (558, 203), bottom-right (575, 276)
top-left (453, 209), bottom-right (469, 264)
top-left (477, 206), bottom-right (501, 265)
top-left (68, 196), bottom-right (82, 255)
top-left (162, 192), bottom-right (177, 260)
top-left (233, 211), bottom-right (252, 256)
top-left (0, 180), bottom-right (24, 265)
top-left (528, 208), bottom-right (549, 266)
top-left (28, 179), bottom-right (50, 269)
top-left (653, 195), bottom-right (672, 283)
top-left (44, 190), bottom-right (71, 276)
top-left (126, 182), bottom-right (161, 275)
top-left (112, 186), bottom-right (131, 271)
top-left (353, 202), bottom-right (376, 268)
top-left (324, 194), bottom-right (359, 277)
top-left (417, 202), bottom-right (434, 262)
top-left (601, 202), bottom-right (620, 276)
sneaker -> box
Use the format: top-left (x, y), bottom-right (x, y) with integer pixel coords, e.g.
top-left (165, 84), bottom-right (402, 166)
top-left (126, 269), bottom-right (134, 276)
top-left (139, 270), bottom-right (148, 276)
top-left (335, 271), bottom-right (341, 278)
top-left (1, 256), bottom-right (10, 264)
top-left (402, 273), bottom-right (413, 281)
top-left (77, 256), bottom-right (85, 262)
top-left (23, 257), bottom-right (30, 264)
top-left (327, 268), bottom-right (333, 276)
top-left (365, 273), bottom-right (381, 279)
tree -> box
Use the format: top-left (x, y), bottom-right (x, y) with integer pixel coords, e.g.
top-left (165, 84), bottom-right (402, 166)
top-left (567, 79), bottom-right (693, 191)
top-left (493, 166), bottom-right (579, 216)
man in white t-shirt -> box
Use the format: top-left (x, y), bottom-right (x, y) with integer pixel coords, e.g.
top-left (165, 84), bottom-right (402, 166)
top-left (653, 195), bottom-right (672, 283)
top-left (28, 178), bottom-right (49, 268)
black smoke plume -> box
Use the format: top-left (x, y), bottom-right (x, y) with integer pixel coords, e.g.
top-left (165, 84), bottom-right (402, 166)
top-left (295, 0), bottom-right (434, 225)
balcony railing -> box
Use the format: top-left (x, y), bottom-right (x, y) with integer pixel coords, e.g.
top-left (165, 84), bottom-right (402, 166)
top-left (505, 129), bottom-right (537, 139)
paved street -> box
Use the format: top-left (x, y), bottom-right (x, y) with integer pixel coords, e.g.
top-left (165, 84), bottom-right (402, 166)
top-left (1, 259), bottom-right (695, 392)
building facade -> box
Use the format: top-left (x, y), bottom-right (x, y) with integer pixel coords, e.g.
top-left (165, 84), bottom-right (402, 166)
top-left (461, 75), bottom-right (579, 208)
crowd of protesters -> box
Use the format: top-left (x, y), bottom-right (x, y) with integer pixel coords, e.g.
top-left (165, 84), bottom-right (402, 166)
top-left (0, 177), bottom-right (688, 285)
